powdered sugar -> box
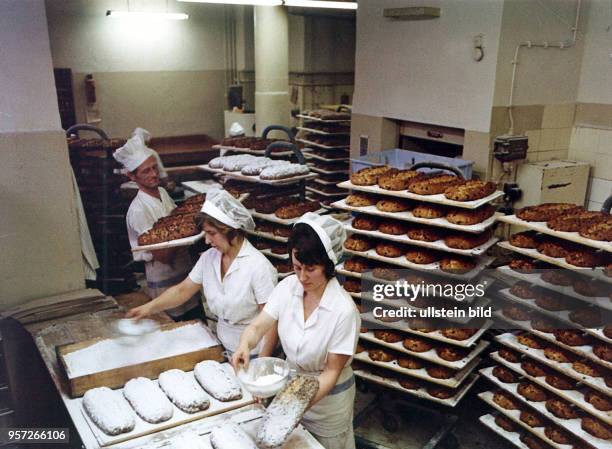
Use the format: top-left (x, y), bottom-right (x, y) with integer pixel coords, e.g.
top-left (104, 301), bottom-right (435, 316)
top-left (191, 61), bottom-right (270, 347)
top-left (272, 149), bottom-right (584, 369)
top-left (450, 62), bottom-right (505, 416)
top-left (123, 377), bottom-right (173, 423)
top-left (259, 164), bottom-right (310, 180)
top-left (241, 159), bottom-right (290, 176)
top-left (63, 324), bottom-right (218, 378)
top-left (194, 361), bottom-right (242, 402)
top-left (171, 431), bottom-right (208, 449)
top-left (82, 387), bottom-right (136, 436)
top-left (210, 422), bottom-right (258, 449)
top-left (158, 369), bottom-right (210, 413)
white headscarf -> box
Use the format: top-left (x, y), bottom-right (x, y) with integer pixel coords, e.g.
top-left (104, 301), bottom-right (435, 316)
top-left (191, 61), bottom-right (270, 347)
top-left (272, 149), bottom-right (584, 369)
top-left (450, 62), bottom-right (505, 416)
top-left (296, 212), bottom-right (346, 264)
top-left (113, 135), bottom-right (155, 172)
top-left (201, 189), bottom-right (255, 231)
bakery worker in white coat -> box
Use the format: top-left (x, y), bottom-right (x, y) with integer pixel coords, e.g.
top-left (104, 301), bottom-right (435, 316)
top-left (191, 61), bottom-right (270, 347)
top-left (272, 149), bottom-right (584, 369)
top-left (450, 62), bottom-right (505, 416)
top-left (130, 127), bottom-right (176, 191)
top-left (114, 135), bottom-right (200, 320)
top-left (233, 213), bottom-right (360, 449)
top-left (127, 189), bottom-right (279, 357)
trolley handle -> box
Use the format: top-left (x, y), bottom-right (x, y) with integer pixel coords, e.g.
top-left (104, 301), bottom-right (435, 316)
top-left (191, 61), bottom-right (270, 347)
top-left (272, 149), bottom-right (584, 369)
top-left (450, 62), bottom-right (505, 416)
top-left (336, 105), bottom-right (352, 113)
top-left (66, 124), bottom-right (109, 141)
top-left (602, 196), bottom-right (612, 213)
top-left (262, 125), bottom-right (295, 143)
top-left (264, 142), bottom-right (306, 165)
top-left (408, 161), bottom-right (465, 179)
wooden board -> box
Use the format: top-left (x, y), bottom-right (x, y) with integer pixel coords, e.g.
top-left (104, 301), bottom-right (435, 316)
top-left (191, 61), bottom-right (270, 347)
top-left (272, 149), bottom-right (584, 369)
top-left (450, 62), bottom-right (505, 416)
top-left (490, 351), bottom-right (612, 425)
top-left (249, 208), bottom-right (327, 226)
top-left (307, 164), bottom-right (349, 175)
top-left (497, 214), bottom-right (612, 253)
top-left (355, 370), bottom-right (478, 408)
top-left (313, 177), bottom-right (346, 186)
top-left (495, 333), bottom-right (611, 396)
top-left (78, 364), bottom-right (254, 447)
top-left (480, 366), bottom-right (610, 449)
top-left (297, 138), bottom-right (350, 150)
top-left (131, 231), bottom-right (205, 252)
top-left (198, 164), bottom-right (317, 185)
top-left (259, 248), bottom-right (290, 260)
top-left (245, 228), bottom-right (288, 243)
top-left (331, 199), bottom-right (500, 233)
top-left (212, 144), bottom-right (296, 157)
top-left (304, 152), bottom-right (349, 163)
top-left (296, 126), bottom-right (350, 136)
top-left (497, 241), bottom-right (611, 284)
top-left (337, 181), bottom-right (504, 210)
top-left (345, 223), bottom-right (498, 257)
top-left (57, 321), bottom-right (224, 398)
top-left (305, 186), bottom-right (348, 197)
top-left (359, 331), bottom-right (489, 369)
top-left (296, 114), bottom-right (351, 123)
top-left (353, 351), bottom-right (480, 388)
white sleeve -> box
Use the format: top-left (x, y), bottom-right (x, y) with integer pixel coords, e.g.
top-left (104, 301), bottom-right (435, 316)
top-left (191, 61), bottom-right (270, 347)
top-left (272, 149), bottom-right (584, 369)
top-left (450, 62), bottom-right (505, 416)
top-left (252, 259), bottom-right (278, 305)
top-left (328, 308), bottom-right (360, 357)
top-left (188, 253), bottom-right (207, 284)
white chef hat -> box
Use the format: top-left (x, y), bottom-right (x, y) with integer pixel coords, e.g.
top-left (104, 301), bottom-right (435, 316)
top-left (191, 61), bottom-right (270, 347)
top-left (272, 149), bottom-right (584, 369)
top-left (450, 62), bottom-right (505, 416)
top-left (113, 135), bottom-right (155, 172)
top-left (201, 189), bottom-right (255, 231)
top-left (131, 127), bottom-right (152, 144)
top-left (229, 122), bottom-right (245, 137)
top-left (296, 212), bottom-right (346, 264)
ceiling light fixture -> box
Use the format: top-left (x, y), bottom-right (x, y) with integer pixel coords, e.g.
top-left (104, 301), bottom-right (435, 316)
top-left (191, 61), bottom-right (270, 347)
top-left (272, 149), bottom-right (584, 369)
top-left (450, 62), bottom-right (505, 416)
top-left (179, 0), bottom-right (283, 5)
top-left (284, 0), bottom-right (357, 9)
top-left (106, 10), bottom-right (189, 20)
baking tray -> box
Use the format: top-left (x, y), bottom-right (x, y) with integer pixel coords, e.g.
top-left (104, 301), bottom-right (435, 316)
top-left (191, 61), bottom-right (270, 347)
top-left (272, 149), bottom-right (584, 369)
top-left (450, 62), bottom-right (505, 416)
top-left (305, 186), bottom-right (348, 197)
top-left (307, 164), bottom-right (349, 175)
top-left (497, 242), bottom-right (611, 284)
top-left (337, 181), bottom-right (504, 210)
top-left (245, 229), bottom-right (288, 243)
top-left (345, 223), bottom-right (498, 257)
top-left (497, 215), bottom-right (612, 253)
top-left (297, 114), bottom-right (351, 123)
top-left (495, 333), bottom-right (611, 396)
top-left (312, 177), bottom-right (346, 186)
top-left (496, 265), bottom-right (612, 312)
top-left (480, 366), bottom-right (611, 449)
top-left (361, 311), bottom-right (493, 348)
top-left (131, 232), bottom-right (205, 253)
top-left (359, 331), bottom-right (489, 369)
top-left (259, 248), bottom-right (289, 260)
top-left (331, 199), bottom-right (500, 233)
top-left (249, 208), bottom-right (327, 226)
top-left (336, 263), bottom-right (363, 279)
top-left (297, 126), bottom-right (349, 136)
top-left (343, 248), bottom-right (493, 281)
top-left (490, 351), bottom-right (612, 424)
top-left (297, 138), bottom-right (349, 150)
top-left (479, 413), bottom-right (532, 449)
top-left (479, 391), bottom-right (572, 449)
top-left (353, 351), bottom-right (480, 388)
top-left (77, 364), bottom-right (254, 447)
top-left (198, 164), bottom-right (317, 185)
top-left (354, 369), bottom-right (479, 408)
top-left (304, 152), bottom-right (349, 163)
top-left (498, 287), bottom-right (612, 345)
top-left (212, 144), bottom-right (297, 157)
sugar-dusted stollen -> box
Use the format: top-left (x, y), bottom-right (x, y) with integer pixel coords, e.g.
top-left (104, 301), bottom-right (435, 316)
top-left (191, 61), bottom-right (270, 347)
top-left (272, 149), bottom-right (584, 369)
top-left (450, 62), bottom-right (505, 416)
top-left (222, 155), bottom-right (258, 172)
top-left (158, 369), bottom-right (210, 413)
top-left (82, 387), bottom-right (136, 436)
top-left (194, 361), bottom-right (242, 402)
top-left (259, 163), bottom-right (310, 180)
top-left (209, 155), bottom-right (254, 169)
top-left (123, 377), bottom-right (174, 424)
top-left (171, 431), bottom-right (208, 449)
top-left (210, 422), bottom-right (258, 449)
top-left (241, 159), bottom-right (290, 176)
top-left (256, 375), bottom-right (319, 449)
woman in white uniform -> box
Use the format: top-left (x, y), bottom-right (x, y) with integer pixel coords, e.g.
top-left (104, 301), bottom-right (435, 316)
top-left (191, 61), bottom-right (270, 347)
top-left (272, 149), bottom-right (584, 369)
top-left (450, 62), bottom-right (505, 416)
top-left (232, 213), bottom-right (360, 449)
top-left (128, 189), bottom-right (278, 356)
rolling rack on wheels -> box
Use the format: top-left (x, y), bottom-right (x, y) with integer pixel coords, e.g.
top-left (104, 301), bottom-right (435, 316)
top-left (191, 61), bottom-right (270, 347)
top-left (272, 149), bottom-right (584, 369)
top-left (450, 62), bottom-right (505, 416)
top-left (65, 124), bottom-right (138, 296)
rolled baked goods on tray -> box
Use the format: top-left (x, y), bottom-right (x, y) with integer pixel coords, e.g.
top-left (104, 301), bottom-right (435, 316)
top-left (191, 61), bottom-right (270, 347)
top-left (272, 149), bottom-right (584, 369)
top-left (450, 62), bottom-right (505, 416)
top-left (259, 163), bottom-right (310, 180)
top-left (412, 204), bottom-right (446, 219)
top-left (241, 158), bottom-right (290, 176)
top-left (580, 219), bottom-right (612, 242)
top-left (408, 174), bottom-right (464, 196)
top-left (444, 180), bottom-right (496, 201)
top-left (445, 204), bottom-right (496, 225)
top-left (350, 166), bottom-right (397, 186)
top-left (194, 361), bottom-right (242, 402)
top-left (344, 235), bottom-right (374, 252)
top-left (516, 203), bottom-right (583, 222)
top-left (439, 256), bottom-right (477, 274)
top-left (210, 422), bottom-right (258, 449)
top-left (509, 231), bottom-right (539, 249)
top-left (137, 220), bottom-right (199, 246)
top-left (547, 210), bottom-right (609, 232)
top-left (123, 377), bottom-right (174, 424)
top-left (83, 387), bottom-right (136, 436)
top-left (444, 229), bottom-right (493, 249)
top-left (346, 193), bottom-right (377, 207)
top-left (274, 200), bottom-right (321, 219)
top-left (158, 369), bottom-right (210, 413)
top-left (377, 169), bottom-right (423, 191)
top-left (343, 256), bottom-right (372, 273)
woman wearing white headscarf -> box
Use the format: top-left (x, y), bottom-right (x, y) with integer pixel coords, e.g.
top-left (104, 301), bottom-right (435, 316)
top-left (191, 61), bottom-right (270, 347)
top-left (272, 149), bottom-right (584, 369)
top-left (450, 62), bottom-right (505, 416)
top-left (232, 213), bottom-right (360, 449)
top-left (128, 189), bottom-right (278, 356)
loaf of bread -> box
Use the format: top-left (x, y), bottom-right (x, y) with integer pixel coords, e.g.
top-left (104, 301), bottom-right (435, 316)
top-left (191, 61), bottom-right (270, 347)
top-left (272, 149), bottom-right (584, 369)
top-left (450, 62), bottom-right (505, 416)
top-left (123, 377), bottom-right (174, 424)
top-left (158, 369), bottom-right (210, 413)
top-left (194, 361), bottom-right (242, 402)
top-left (444, 180), bottom-right (496, 202)
top-left (83, 387), bottom-right (135, 436)
top-left (259, 163), bottom-right (310, 180)
top-left (408, 175), bottom-right (464, 195)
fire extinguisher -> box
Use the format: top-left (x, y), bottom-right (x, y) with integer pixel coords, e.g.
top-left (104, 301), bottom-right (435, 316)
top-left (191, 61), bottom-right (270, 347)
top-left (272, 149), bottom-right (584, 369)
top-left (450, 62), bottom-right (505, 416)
top-left (85, 74), bottom-right (96, 104)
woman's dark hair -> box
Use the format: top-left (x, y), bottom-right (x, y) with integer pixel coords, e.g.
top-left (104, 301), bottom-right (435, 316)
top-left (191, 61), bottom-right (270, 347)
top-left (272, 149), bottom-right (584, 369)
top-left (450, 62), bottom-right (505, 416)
top-left (288, 223), bottom-right (336, 279)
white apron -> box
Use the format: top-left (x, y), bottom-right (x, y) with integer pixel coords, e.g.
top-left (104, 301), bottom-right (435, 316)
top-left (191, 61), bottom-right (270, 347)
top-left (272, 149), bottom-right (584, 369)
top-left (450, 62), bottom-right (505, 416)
top-left (216, 318), bottom-right (263, 355)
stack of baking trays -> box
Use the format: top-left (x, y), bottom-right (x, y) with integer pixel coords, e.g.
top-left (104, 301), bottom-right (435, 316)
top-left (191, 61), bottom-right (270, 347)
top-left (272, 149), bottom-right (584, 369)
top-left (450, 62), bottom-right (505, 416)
top-left (331, 165), bottom-right (505, 407)
top-left (198, 153), bottom-right (323, 279)
top-left (297, 109), bottom-right (352, 207)
top-left (479, 203), bottom-right (612, 449)
top-left (212, 125), bottom-right (303, 162)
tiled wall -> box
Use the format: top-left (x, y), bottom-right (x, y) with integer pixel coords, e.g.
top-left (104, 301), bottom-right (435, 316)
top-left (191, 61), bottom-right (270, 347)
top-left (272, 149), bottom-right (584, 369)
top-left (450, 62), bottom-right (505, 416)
top-left (569, 126), bottom-right (612, 211)
top-left (523, 104), bottom-right (574, 162)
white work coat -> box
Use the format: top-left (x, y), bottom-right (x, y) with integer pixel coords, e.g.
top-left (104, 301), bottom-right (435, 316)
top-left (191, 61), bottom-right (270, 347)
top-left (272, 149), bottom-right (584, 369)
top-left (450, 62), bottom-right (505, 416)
top-left (189, 239), bottom-right (277, 353)
top-left (263, 275), bottom-right (361, 437)
top-left (126, 188), bottom-right (198, 317)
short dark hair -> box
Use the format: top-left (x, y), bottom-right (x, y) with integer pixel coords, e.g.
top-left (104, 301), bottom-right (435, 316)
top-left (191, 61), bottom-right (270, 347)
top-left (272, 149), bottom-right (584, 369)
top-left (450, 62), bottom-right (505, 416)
top-left (288, 223), bottom-right (336, 279)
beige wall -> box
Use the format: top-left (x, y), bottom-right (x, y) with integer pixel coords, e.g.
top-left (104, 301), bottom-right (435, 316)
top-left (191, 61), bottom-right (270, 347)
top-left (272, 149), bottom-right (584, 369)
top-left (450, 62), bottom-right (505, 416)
top-left (45, 0), bottom-right (228, 139)
top-left (1, 0), bottom-right (85, 309)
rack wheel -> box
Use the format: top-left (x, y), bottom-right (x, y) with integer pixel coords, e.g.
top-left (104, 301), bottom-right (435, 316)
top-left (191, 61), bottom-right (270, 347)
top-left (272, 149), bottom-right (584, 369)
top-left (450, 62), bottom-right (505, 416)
top-left (381, 411), bottom-right (399, 433)
top-left (441, 433), bottom-right (459, 449)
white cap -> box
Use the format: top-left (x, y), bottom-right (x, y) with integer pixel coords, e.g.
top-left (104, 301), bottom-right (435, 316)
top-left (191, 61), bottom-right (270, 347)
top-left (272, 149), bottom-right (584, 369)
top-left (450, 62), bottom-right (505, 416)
top-left (296, 212), bottom-right (346, 264)
top-left (201, 189), bottom-right (255, 231)
top-left (113, 135), bottom-right (155, 172)
top-left (229, 122), bottom-right (245, 137)
top-left (131, 127), bottom-right (152, 144)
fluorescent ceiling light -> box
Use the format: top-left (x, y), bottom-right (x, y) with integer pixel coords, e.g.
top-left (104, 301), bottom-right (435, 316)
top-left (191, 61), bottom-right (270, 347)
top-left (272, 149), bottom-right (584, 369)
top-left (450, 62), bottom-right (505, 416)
top-left (179, 0), bottom-right (283, 5)
top-left (106, 10), bottom-right (189, 20)
top-left (284, 0), bottom-right (357, 9)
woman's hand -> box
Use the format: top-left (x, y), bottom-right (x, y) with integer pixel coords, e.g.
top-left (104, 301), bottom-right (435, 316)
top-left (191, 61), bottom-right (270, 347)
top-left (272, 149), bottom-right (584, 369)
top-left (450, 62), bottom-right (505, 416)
top-left (126, 303), bottom-right (152, 320)
top-left (231, 345), bottom-right (251, 372)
